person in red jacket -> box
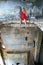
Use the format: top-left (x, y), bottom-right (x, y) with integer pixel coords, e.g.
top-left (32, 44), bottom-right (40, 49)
top-left (20, 8), bottom-right (26, 25)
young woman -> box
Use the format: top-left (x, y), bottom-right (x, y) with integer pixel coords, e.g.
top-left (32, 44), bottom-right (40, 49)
top-left (20, 8), bottom-right (26, 25)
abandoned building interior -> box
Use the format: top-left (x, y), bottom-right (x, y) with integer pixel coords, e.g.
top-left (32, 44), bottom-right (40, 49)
top-left (0, 0), bottom-right (43, 65)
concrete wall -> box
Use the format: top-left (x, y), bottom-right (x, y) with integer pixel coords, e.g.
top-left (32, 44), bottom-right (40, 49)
top-left (0, 26), bottom-right (42, 65)
top-left (1, 27), bottom-right (37, 50)
top-left (1, 27), bottom-right (42, 61)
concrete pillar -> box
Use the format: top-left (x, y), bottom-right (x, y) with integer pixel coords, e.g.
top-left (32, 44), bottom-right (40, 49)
top-left (34, 31), bottom-right (42, 62)
top-left (34, 32), bottom-right (39, 61)
top-left (36, 31), bottom-right (42, 62)
top-left (0, 32), bottom-right (6, 65)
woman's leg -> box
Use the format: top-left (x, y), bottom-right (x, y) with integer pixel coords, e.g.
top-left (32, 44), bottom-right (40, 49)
top-left (24, 19), bottom-right (26, 26)
top-left (20, 19), bottom-right (22, 26)
top-left (22, 19), bottom-right (26, 26)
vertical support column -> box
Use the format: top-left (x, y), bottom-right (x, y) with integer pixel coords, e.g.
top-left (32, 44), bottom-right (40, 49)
top-left (34, 31), bottom-right (42, 62)
top-left (27, 51), bottom-right (30, 65)
top-left (0, 32), bottom-right (6, 65)
top-left (36, 31), bottom-right (42, 62)
top-left (34, 32), bottom-right (39, 61)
